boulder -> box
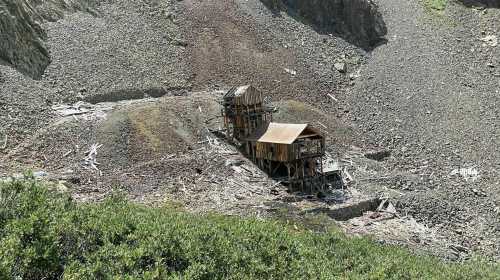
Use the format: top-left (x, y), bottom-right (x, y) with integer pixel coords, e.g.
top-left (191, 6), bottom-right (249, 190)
top-left (334, 62), bottom-right (347, 73)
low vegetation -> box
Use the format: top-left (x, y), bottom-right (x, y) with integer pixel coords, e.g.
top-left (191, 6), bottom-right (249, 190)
top-left (0, 177), bottom-right (498, 279)
top-left (423, 0), bottom-right (448, 10)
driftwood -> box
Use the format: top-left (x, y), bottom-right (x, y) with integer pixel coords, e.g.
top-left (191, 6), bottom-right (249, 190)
top-left (327, 94), bottom-right (339, 102)
top-left (52, 101), bottom-right (91, 117)
top-left (63, 150), bottom-right (73, 157)
top-left (83, 143), bottom-right (103, 176)
top-left (342, 167), bottom-right (353, 186)
top-left (340, 158), bottom-right (354, 165)
top-left (1, 134), bottom-right (7, 150)
top-left (316, 122), bottom-right (327, 129)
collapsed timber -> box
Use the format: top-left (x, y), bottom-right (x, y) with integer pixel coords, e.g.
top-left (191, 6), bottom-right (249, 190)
top-left (221, 85), bottom-right (341, 193)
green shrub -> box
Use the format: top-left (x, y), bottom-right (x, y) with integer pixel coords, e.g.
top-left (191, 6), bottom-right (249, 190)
top-left (424, 0), bottom-right (448, 11)
top-left (0, 179), bottom-right (498, 279)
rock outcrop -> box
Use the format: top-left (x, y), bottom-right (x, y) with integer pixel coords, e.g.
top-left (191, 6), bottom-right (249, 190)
top-left (0, 0), bottom-right (49, 79)
top-left (0, 0), bottom-right (97, 79)
top-left (260, 0), bottom-right (387, 50)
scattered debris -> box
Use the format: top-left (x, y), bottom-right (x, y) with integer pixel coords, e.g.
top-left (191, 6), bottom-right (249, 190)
top-left (83, 143), bottom-right (103, 176)
top-left (327, 93), bottom-right (339, 102)
top-left (1, 134), bottom-right (7, 150)
top-left (349, 69), bottom-right (361, 80)
top-left (33, 171), bottom-right (48, 178)
top-left (449, 244), bottom-right (469, 254)
top-left (284, 68), bottom-right (297, 76)
top-left (63, 150), bottom-right (73, 157)
top-left (480, 35), bottom-right (498, 47)
top-left (316, 121), bottom-right (327, 129)
top-left (342, 167), bottom-right (354, 185)
top-left (376, 199), bottom-right (397, 215)
top-left (471, 188), bottom-right (487, 197)
top-left (52, 101), bottom-right (92, 117)
top-left (364, 149), bottom-right (391, 161)
top-left (225, 159), bottom-right (244, 167)
top-left (450, 167), bottom-right (480, 182)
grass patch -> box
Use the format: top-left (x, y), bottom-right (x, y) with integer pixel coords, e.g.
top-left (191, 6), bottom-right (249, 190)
top-left (424, 0), bottom-right (448, 10)
top-left (0, 178), bottom-right (499, 279)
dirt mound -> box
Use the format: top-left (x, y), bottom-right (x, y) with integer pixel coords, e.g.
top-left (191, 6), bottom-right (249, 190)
top-left (97, 96), bottom-right (220, 166)
top-left (1, 92), bottom-right (282, 215)
top-left (3, 93), bottom-right (220, 172)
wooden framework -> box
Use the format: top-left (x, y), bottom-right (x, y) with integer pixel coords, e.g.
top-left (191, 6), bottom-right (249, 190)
top-left (251, 125), bottom-right (326, 192)
top-left (222, 85), bottom-right (272, 142)
top-left (222, 85), bottom-right (327, 193)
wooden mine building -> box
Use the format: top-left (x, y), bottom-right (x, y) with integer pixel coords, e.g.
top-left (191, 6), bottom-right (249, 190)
top-left (223, 85), bottom-right (327, 192)
top-left (222, 85), bottom-right (273, 142)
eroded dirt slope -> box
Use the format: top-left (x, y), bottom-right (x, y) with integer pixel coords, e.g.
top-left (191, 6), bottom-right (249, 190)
top-left (181, 0), bottom-right (362, 108)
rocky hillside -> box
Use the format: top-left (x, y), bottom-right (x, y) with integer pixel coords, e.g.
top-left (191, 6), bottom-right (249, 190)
top-left (0, 0), bottom-right (499, 260)
top-left (0, 0), bottom-right (98, 79)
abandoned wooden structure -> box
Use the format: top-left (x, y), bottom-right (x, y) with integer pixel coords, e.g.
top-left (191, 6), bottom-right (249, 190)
top-left (250, 123), bottom-right (326, 192)
top-left (222, 85), bottom-right (327, 192)
top-left (222, 85), bottom-right (273, 142)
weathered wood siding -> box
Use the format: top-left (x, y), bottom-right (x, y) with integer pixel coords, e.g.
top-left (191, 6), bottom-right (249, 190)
top-left (256, 142), bottom-right (294, 162)
top-left (256, 137), bottom-right (325, 162)
top-left (233, 86), bottom-right (263, 106)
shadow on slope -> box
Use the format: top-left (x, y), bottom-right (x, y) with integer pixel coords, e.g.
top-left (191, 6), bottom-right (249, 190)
top-left (259, 0), bottom-right (387, 51)
top-left (459, 0), bottom-right (500, 8)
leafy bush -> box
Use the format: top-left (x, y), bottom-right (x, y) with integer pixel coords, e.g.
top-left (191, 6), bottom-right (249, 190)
top-left (0, 179), bottom-right (498, 279)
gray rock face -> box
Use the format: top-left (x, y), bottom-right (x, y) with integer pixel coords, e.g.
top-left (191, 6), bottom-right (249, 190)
top-left (0, 0), bottom-right (49, 79)
top-left (0, 0), bottom-right (97, 79)
top-left (260, 0), bottom-right (387, 50)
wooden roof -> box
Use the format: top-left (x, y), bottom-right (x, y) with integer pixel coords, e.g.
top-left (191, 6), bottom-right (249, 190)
top-left (233, 85), bottom-right (251, 97)
top-left (224, 85), bottom-right (263, 106)
top-left (256, 123), bottom-right (320, 144)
